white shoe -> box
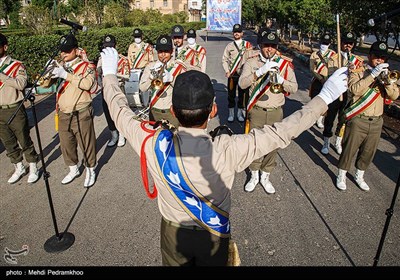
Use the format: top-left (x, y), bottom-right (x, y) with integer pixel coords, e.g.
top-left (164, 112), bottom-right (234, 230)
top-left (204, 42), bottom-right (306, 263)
top-left (84, 167), bottom-right (96, 188)
top-left (244, 170), bottom-right (259, 192)
top-left (117, 133), bottom-right (126, 147)
top-left (260, 171), bottom-right (275, 194)
top-left (61, 165), bottom-right (80, 184)
top-left (321, 137), bottom-right (330, 155)
top-left (8, 162), bottom-right (26, 184)
top-left (334, 136), bottom-right (342, 155)
top-left (227, 108), bottom-right (234, 122)
top-left (107, 130), bottom-right (118, 147)
top-left (355, 169), bottom-right (370, 191)
top-left (237, 109), bottom-right (245, 122)
top-left (27, 162), bottom-right (39, 184)
top-left (316, 116), bottom-right (324, 129)
top-left (336, 169), bottom-right (347, 191)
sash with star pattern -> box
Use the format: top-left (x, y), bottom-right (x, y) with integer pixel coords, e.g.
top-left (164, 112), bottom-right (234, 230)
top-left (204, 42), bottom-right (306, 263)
top-left (153, 129), bottom-right (230, 238)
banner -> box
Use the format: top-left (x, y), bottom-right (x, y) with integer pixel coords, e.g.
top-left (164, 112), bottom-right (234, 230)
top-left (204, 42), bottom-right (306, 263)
top-left (206, 0), bottom-right (242, 31)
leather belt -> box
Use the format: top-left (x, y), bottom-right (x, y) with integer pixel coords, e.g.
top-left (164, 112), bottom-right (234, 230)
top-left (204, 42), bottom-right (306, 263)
top-left (152, 107), bottom-right (168, 113)
top-left (0, 102), bottom-right (21, 109)
top-left (163, 217), bottom-right (204, 231)
top-left (356, 114), bottom-right (381, 121)
top-left (254, 105), bottom-right (280, 112)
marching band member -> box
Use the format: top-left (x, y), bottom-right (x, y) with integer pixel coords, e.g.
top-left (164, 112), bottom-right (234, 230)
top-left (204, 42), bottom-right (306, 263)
top-left (336, 41), bottom-right (399, 191)
top-left (0, 33), bottom-right (40, 184)
top-left (222, 24), bottom-right (253, 122)
top-left (97, 34), bottom-right (130, 147)
top-left (186, 28), bottom-right (207, 73)
top-left (239, 29), bottom-right (298, 194)
top-left (127, 28), bottom-right (155, 71)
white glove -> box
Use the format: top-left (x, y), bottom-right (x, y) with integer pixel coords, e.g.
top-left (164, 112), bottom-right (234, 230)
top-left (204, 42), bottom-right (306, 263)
top-left (255, 61), bottom-right (279, 77)
top-left (163, 70), bottom-right (173, 83)
top-left (276, 75), bottom-right (284, 84)
top-left (100, 47), bottom-right (118, 76)
top-left (51, 66), bottom-right (68, 79)
top-left (318, 67), bottom-right (348, 105)
top-left (370, 63), bottom-right (389, 78)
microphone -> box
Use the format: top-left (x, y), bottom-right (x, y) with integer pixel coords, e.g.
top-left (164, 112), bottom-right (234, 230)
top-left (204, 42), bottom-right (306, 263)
top-left (368, 7), bottom-right (400, 26)
top-left (59, 18), bottom-right (88, 32)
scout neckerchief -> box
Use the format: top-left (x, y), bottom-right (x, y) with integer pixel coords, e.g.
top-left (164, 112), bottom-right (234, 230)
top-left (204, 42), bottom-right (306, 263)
top-left (153, 128), bottom-right (230, 238)
top-left (229, 40), bottom-right (251, 76)
top-left (343, 83), bottom-right (380, 120)
top-left (315, 49), bottom-right (335, 74)
top-left (190, 44), bottom-right (206, 67)
top-left (0, 59), bottom-right (22, 90)
top-left (246, 56), bottom-right (289, 112)
top-left (132, 43), bottom-right (152, 69)
top-left (148, 61), bottom-right (184, 108)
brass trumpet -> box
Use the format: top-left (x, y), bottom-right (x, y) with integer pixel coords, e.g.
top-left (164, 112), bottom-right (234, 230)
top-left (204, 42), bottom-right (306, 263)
top-left (379, 70), bottom-right (400, 85)
top-left (150, 61), bottom-right (166, 90)
top-left (37, 59), bottom-right (62, 87)
top-left (269, 67), bottom-right (283, 94)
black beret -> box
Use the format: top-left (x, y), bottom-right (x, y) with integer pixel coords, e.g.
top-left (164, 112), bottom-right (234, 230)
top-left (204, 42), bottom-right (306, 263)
top-left (369, 41), bottom-right (388, 57)
top-left (187, 29), bottom-right (196, 38)
top-left (156, 35), bottom-right (173, 51)
top-left (133, 28), bottom-right (143, 37)
top-left (0, 33), bottom-right (8, 46)
top-left (232, 24), bottom-right (242, 33)
top-left (260, 30), bottom-right (279, 45)
top-left (172, 70), bottom-right (215, 110)
top-left (60, 34), bottom-right (78, 52)
top-left (102, 34), bottom-right (116, 48)
top-left (171, 25), bottom-right (184, 37)
top-left (342, 31), bottom-right (356, 43)
top-left (320, 33), bottom-right (332, 44)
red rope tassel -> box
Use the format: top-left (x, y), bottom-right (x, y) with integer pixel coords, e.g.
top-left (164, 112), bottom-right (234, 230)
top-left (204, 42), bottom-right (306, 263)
top-left (140, 121), bottom-right (158, 199)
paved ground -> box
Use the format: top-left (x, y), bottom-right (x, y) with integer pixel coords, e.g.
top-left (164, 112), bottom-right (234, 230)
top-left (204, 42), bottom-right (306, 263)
top-left (0, 30), bottom-right (399, 273)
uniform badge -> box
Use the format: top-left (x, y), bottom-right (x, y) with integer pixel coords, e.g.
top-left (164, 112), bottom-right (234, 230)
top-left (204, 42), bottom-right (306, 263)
top-left (160, 38), bottom-right (167, 44)
top-left (174, 27), bottom-right (181, 33)
top-left (324, 34), bottom-right (330, 40)
top-left (379, 43), bottom-right (387, 50)
top-left (347, 32), bottom-right (353, 39)
top-left (267, 33), bottom-right (276, 40)
top-left (105, 36), bottom-right (111, 42)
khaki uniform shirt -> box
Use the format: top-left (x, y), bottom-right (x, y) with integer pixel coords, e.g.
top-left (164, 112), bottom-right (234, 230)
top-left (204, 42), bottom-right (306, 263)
top-left (56, 58), bottom-right (97, 113)
top-left (139, 58), bottom-right (192, 110)
top-left (327, 52), bottom-right (363, 75)
top-left (348, 65), bottom-right (399, 117)
top-left (103, 74), bottom-right (328, 226)
top-left (309, 49), bottom-right (335, 82)
top-left (239, 53), bottom-right (298, 108)
top-left (222, 40), bottom-right (253, 76)
top-left (0, 56), bottom-right (27, 106)
top-left (127, 42), bottom-right (155, 70)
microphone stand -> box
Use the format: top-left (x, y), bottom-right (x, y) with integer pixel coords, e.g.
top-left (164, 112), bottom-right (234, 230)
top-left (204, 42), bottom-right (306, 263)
top-left (6, 28), bottom-right (78, 253)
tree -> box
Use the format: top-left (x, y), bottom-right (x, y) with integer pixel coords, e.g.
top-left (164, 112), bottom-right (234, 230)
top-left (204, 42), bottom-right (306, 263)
top-left (0, 0), bottom-right (21, 27)
top-left (21, 5), bottom-right (54, 35)
top-left (103, 2), bottom-right (129, 27)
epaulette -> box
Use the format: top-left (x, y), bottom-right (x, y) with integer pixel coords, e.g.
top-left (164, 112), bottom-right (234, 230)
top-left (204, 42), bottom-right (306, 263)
top-left (245, 49), bottom-right (260, 60)
top-left (280, 54), bottom-right (293, 62)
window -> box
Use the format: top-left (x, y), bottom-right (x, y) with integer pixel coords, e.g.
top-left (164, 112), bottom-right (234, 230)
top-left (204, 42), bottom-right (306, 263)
top-left (150, 0), bottom-right (154, 8)
top-left (163, 0), bottom-right (168, 7)
top-left (136, 1), bottom-right (141, 8)
top-left (193, 1), bottom-right (198, 7)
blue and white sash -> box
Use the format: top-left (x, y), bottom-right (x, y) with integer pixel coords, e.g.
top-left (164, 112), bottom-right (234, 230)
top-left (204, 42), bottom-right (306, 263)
top-left (153, 129), bottom-right (230, 238)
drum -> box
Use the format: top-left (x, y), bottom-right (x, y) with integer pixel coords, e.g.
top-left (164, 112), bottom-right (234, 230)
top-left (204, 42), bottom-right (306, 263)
top-left (125, 69), bottom-right (143, 108)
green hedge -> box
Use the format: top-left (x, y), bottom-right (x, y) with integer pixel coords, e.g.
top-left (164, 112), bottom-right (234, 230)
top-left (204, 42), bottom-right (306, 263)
top-left (6, 22), bottom-right (205, 84)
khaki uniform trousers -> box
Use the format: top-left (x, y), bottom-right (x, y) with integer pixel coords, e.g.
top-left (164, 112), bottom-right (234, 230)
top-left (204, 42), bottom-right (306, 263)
top-left (248, 105), bottom-right (283, 173)
top-left (160, 217), bottom-right (229, 266)
top-left (338, 115), bottom-right (383, 171)
top-left (58, 105), bottom-right (96, 167)
top-left (0, 104), bottom-right (39, 164)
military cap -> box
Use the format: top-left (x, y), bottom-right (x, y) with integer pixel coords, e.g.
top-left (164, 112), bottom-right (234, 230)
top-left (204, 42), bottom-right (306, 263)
top-left (156, 34), bottom-right (173, 51)
top-left (320, 33), bottom-right (332, 45)
top-left (342, 31), bottom-right (356, 43)
top-left (0, 33), bottom-right (8, 47)
top-left (133, 28), bottom-right (143, 38)
top-left (232, 24), bottom-right (243, 33)
top-left (369, 41), bottom-right (388, 57)
top-left (171, 25), bottom-right (184, 37)
top-left (172, 70), bottom-right (215, 110)
top-left (187, 28), bottom-right (196, 38)
top-left (60, 34), bottom-right (78, 52)
top-left (102, 34), bottom-right (116, 48)
top-left (259, 30), bottom-right (279, 45)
